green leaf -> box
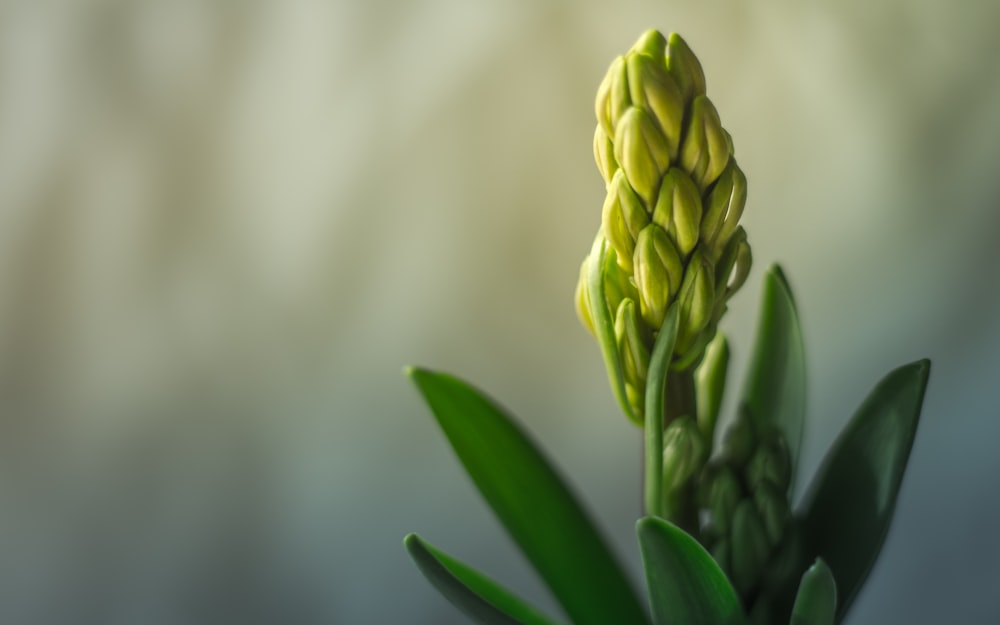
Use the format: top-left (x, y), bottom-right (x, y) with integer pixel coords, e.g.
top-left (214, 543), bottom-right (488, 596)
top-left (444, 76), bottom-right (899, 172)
top-left (408, 368), bottom-right (650, 625)
top-left (644, 304), bottom-right (681, 518)
top-left (404, 533), bottom-right (563, 625)
top-left (588, 235), bottom-right (641, 425)
top-left (636, 516), bottom-right (745, 625)
top-left (789, 559), bottom-right (836, 625)
top-left (796, 359), bottom-right (930, 622)
top-left (742, 264), bottom-right (806, 494)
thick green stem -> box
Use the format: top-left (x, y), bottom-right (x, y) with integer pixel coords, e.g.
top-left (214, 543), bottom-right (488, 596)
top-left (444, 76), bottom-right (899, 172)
top-left (664, 370), bottom-right (697, 425)
top-left (642, 306), bottom-right (680, 519)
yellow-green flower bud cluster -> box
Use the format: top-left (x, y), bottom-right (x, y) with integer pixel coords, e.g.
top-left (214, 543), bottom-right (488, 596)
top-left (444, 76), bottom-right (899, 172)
top-left (576, 30), bottom-right (751, 418)
top-left (696, 410), bottom-right (793, 599)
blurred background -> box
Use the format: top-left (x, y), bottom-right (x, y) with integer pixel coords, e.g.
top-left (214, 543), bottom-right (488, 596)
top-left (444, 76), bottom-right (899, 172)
top-left (1, 0), bottom-right (999, 623)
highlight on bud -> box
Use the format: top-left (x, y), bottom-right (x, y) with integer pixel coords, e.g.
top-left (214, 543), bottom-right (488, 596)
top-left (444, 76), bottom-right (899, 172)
top-left (578, 28), bottom-right (752, 423)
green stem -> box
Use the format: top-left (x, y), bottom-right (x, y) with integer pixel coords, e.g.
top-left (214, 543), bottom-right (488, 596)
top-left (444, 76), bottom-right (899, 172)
top-left (643, 306), bottom-right (680, 518)
top-left (664, 370), bottom-right (697, 426)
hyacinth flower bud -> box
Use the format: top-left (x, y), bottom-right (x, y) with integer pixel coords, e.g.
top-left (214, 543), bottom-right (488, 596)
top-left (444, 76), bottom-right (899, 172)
top-left (746, 430), bottom-right (793, 493)
top-left (626, 52), bottom-right (685, 159)
top-left (661, 416), bottom-right (708, 520)
top-left (665, 32), bottom-right (706, 104)
top-left (720, 408), bottom-right (757, 468)
top-left (680, 95), bottom-right (731, 191)
top-left (593, 126), bottom-right (618, 185)
top-left (652, 168), bottom-right (703, 256)
top-left (579, 29), bottom-right (753, 428)
top-left (702, 160), bottom-right (748, 260)
top-left (602, 169), bottom-right (650, 272)
top-left (699, 464), bottom-right (742, 537)
top-left (614, 107), bottom-right (672, 205)
top-left (675, 249), bottom-right (715, 356)
top-left (731, 499), bottom-right (771, 595)
top-left (575, 258), bottom-right (595, 336)
top-left (753, 480), bottom-right (791, 546)
top-left (614, 298), bottom-right (649, 416)
top-left (634, 224), bottom-right (684, 329)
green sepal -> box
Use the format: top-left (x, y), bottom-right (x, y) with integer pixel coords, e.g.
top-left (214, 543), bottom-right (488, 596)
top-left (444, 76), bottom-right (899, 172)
top-left (404, 534), bottom-right (564, 625)
top-left (407, 367), bottom-right (650, 625)
top-left (794, 359), bottom-right (930, 622)
top-left (789, 559), bottom-right (836, 625)
top-left (637, 517), bottom-right (745, 625)
top-left (741, 264), bottom-right (806, 496)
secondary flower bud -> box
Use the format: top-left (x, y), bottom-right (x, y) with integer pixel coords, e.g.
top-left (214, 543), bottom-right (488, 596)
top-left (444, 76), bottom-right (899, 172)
top-left (614, 299), bottom-right (649, 416)
top-left (665, 32), bottom-right (706, 104)
top-left (614, 107), bottom-right (671, 205)
top-left (634, 224), bottom-right (683, 329)
top-left (593, 126), bottom-right (618, 185)
top-left (602, 169), bottom-right (649, 272)
top-left (680, 95), bottom-right (731, 191)
top-left (730, 499), bottom-right (771, 595)
top-left (652, 168), bottom-right (703, 256)
top-left (626, 53), bottom-right (685, 158)
top-left (702, 160), bottom-right (748, 259)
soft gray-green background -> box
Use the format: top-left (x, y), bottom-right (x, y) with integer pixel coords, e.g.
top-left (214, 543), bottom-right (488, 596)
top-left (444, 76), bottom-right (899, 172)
top-left (1, 1), bottom-right (998, 623)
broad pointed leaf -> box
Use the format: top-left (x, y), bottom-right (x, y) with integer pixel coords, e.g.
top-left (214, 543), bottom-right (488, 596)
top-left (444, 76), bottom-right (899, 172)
top-left (742, 264), bottom-right (806, 494)
top-left (404, 533), bottom-right (563, 625)
top-left (796, 359), bottom-right (930, 622)
top-left (408, 368), bottom-right (650, 625)
top-left (637, 517), bottom-right (744, 625)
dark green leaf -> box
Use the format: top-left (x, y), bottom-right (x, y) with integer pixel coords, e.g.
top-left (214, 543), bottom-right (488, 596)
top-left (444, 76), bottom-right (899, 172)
top-left (789, 559), bottom-right (836, 625)
top-left (408, 368), bottom-right (650, 625)
top-left (796, 359), bottom-right (930, 622)
top-left (404, 533), bottom-right (563, 625)
top-left (742, 264), bottom-right (806, 494)
top-left (636, 516), bottom-right (744, 625)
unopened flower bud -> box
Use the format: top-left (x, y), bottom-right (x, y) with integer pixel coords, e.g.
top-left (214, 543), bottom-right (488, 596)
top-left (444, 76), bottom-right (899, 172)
top-left (699, 464), bottom-right (742, 536)
top-left (720, 408), bottom-right (757, 468)
top-left (595, 56), bottom-right (630, 138)
top-left (675, 250), bottom-right (715, 354)
top-left (614, 299), bottom-right (649, 415)
top-left (614, 107), bottom-right (671, 205)
top-left (634, 224), bottom-right (683, 329)
top-left (701, 161), bottom-right (747, 259)
top-left (602, 170), bottom-right (650, 272)
top-left (575, 258), bottom-right (595, 336)
top-left (665, 32), bottom-right (706, 104)
top-left (730, 499), bottom-right (770, 595)
top-left (753, 481), bottom-right (791, 547)
top-left (652, 168), bottom-right (703, 256)
top-left (680, 95), bottom-right (731, 191)
top-left (593, 126), bottom-right (618, 185)
top-left (713, 226), bottom-right (751, 302)
top-left (662, 416), bottom-right (707, 492)
top-left (746, 430), bottom-right (792, 493)
top-left (626, 53), bottom-right (685, 159)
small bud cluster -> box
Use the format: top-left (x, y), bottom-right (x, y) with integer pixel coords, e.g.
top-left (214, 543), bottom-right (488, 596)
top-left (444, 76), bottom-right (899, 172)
top-left (697, 409), bottom-right (794, 599)
top-left (576, 30), bottom-right (751, 420)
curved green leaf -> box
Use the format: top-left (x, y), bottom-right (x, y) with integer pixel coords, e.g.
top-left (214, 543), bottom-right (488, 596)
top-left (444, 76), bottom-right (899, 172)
top-left (408, 368), bottom-right (650, 625)
top-left (644, 304), bottom-right (681, 518)
top-left (789, 559), bottom-right (836, 625)
top-left (742, 264), bottom-right (806, 494)
top-left (636, 517), bottom-right (745, 625)
top-left (796, 359), bottom-right (930, 622)
top-left (404, 533), bottom-right (563, 625)
top-left (588, 236), bottom-right (640, 425)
